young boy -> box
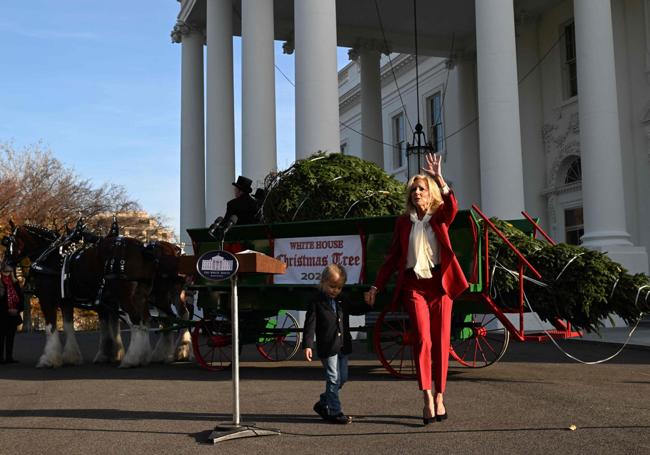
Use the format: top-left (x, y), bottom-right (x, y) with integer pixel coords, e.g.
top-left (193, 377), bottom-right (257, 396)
top-left (303, 264), bottom-right (374, 424)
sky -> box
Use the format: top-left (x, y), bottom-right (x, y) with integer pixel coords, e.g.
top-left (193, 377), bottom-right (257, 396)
top-left (0, 1), bottom-right (349, 238)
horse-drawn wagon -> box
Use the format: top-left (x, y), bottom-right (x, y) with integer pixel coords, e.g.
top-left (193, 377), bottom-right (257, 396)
top-left (2, 204), bottom-right (583, 372)
top-left (184, 205), bottom-right (581, 376)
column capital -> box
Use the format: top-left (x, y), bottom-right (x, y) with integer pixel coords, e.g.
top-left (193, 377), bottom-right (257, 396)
top-left (443, 51), bottom-right (474, 70)
top-left (171, 20), bottom-right (203, 44)
top-left (348, 38), bottom-right (390, 61)
top-left (282, 40), bottom-right (294, 55)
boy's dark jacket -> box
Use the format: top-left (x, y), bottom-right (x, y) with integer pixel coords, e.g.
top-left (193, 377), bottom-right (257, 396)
top-left (303, 290), bottom-right (371, 358)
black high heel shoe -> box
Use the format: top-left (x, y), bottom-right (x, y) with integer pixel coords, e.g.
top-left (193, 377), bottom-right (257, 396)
top-left (435, 403), bottom-right (448, 422)
top-left (422, 407), bottom-right (434, 425)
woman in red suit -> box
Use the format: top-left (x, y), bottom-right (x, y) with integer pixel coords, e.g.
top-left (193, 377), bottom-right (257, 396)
top-left (365, 152), bottom-right (468, 425)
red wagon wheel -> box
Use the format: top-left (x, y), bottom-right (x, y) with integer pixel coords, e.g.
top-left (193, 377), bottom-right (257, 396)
top-left (256, 311), bottom-right (302, 361)
top-left (373, 306), bottom-right (416, 379)
top-left (449, 312), bottom-right (510, 368)
top-left (192, 318), bottom-right (232, 371)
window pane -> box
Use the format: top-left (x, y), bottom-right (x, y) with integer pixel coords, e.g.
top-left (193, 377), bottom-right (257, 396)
top-left (427, 92), bottom-right (443, 152)
top-left (433, 94), bottom-right (441, 123)
top-left (563, 21), bottom-right (578, 98)
top-left (436, 124), bottom-right (443, 152)
top-left (565, 23), bottom-right (576, 61)
top-left (393, 113), bottom-right (405, 168)
top-left (564, 208), bottom-right (583, 226)
top-left (564, 157), bottom-right (582, 184)
top-left (565, 228), bottom-right (583, 246)
top-left (564, 206), bottom-right (584, 245)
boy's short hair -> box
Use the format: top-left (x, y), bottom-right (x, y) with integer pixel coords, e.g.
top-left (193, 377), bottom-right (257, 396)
top-left (320, 264), bottom-right (347, 284)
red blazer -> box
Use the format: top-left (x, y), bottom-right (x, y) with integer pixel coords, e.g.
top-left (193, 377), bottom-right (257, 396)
top-left (374, 191), bottom-right (469, 305)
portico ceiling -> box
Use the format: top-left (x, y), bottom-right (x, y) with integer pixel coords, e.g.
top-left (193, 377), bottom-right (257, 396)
top-left (178, 0), bottom-right (563, 57)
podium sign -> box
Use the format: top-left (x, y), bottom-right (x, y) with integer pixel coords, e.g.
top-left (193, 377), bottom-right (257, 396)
top-left (196, 250), bottom-right (239, 281)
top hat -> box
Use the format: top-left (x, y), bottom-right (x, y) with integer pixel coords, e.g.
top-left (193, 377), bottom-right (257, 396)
top-left (253, 188), bottom-right (266, 201)
top-left (232, 176), bottom-right (253, 194)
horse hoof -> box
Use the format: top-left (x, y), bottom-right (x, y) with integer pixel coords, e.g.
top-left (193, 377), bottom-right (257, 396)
top-left (36, 357), bottom-right (63, 369)
top-left (62, 353), bottom-right (83, 365)
top-left (175, 346), bottom-right (191, 361)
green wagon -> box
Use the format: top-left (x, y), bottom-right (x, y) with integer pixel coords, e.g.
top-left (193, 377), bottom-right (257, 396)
top-left (185, 205), bottom-right (579, 376)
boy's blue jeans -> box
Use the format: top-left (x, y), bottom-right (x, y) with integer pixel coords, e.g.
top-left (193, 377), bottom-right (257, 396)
top-left (319, 352), bottom-right (348, 416)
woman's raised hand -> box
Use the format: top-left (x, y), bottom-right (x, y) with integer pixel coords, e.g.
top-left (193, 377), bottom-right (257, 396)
top-left (422, 153), bottom-right (442, 178)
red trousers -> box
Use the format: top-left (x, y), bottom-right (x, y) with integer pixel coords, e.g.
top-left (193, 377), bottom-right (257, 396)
top-left (402, 269), bottom-right (452, 393)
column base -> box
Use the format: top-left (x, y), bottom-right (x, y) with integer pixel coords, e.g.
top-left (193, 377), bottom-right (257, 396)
top-left (581, 230), bottom-right (633, 248)
top-left (583, 243), bottom-right (649, 275)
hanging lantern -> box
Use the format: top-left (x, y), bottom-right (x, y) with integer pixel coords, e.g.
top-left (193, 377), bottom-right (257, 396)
top-left (406, 123), bottom-right (434, 178)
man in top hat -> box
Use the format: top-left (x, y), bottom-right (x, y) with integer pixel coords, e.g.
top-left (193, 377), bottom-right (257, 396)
top-left (223, 175), bottom-right (261, 226)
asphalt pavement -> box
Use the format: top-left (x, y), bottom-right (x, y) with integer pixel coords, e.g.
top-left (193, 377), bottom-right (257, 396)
top-left (1, 329), bottom-right (649, 455)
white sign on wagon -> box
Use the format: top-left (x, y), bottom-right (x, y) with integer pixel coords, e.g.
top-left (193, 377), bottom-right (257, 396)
top-left (273, 235), bottom-right (363, 284)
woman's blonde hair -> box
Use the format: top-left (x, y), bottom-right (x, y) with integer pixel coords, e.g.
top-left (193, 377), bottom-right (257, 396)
top-left (404, 174), bottom-right (443, 215)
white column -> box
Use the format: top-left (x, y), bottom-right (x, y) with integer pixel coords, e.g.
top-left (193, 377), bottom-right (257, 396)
top-left (444, 56), bottom-right (480, 209)
top-left (205, 0), bottom-right (235, 223)
top-left (179, 26), bottom-right (206, 245)
top-left (516, 17), bottom-right (547, 225)
top-left (294, 0), bottom-right (340, 159)
top-left (475, 0), bottom-right (526, 219)
top-left (242, 0), bottom-right (276, 187)
top-left (573, 0), bottom-right (648, 273)
top-left (360, 47), bottom-right (383, 167)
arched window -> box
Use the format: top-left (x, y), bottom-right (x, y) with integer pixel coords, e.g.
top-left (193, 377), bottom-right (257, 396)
top-left (564, 157), bottom-right (582, 184)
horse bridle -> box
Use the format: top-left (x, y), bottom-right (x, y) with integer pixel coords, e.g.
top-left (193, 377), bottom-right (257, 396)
top-left (2, 225), bottom-right (62, 274)
top-left (2, 226), bottom-right (20, 263)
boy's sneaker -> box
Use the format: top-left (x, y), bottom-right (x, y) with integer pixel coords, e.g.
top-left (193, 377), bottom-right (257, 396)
top-left (328, 413), bottom-right (352, 424)
top-left (313, 401), bottom-right (329, 421)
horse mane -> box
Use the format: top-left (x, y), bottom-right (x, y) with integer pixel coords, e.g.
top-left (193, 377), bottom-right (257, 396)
top-left (148, 240), bottom-right (181, 257)
top-left (23, 224), bottom-right (59, 241)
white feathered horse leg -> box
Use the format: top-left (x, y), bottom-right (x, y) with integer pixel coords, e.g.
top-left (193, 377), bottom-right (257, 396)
top-left (174, 291), bottom-right (194, 361)
top-left (118, 280), bottom-right (153, 368)
top-left (61, 304), bottom-right (83, 365)
top-left (119, 322), bottom-right (151, 368)
top-left (94, 309), bottom-right (124, 363)
top-left (111, 313), bottom-right (125, 362)
top-left (37, 323), bottom-right (63, 368)
top-left (93, 314), bottom-right (111, 363)
top-left (151, 322), bottom-right (176, 364)
top-left (61, 320), bottom-right (83, 365)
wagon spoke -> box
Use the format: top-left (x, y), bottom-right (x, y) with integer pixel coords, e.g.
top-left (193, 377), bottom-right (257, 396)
top-left (256, 312), bottom-right (302, 362)
top-left (450, 313), bottom-right (510, 369)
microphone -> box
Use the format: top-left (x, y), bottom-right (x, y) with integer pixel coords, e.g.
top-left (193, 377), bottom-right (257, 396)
top-left (208, 215), bottom-right (237, 240)
top-left (220, 215), bottom-right (238, 234)
top-left (208, 216), bottom-right (224, 238)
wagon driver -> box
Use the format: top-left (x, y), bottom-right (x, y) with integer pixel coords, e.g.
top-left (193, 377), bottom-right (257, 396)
top-left (365, 152), bottom-right (468, 425)
top-left (223, 175), bottom-right (261, 226)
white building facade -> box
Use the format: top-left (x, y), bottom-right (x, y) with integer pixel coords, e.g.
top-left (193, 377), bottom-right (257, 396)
top-left (339, 0), bottom-right (650, 274)
top-left (172, 0), bottom-right (649, 274)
